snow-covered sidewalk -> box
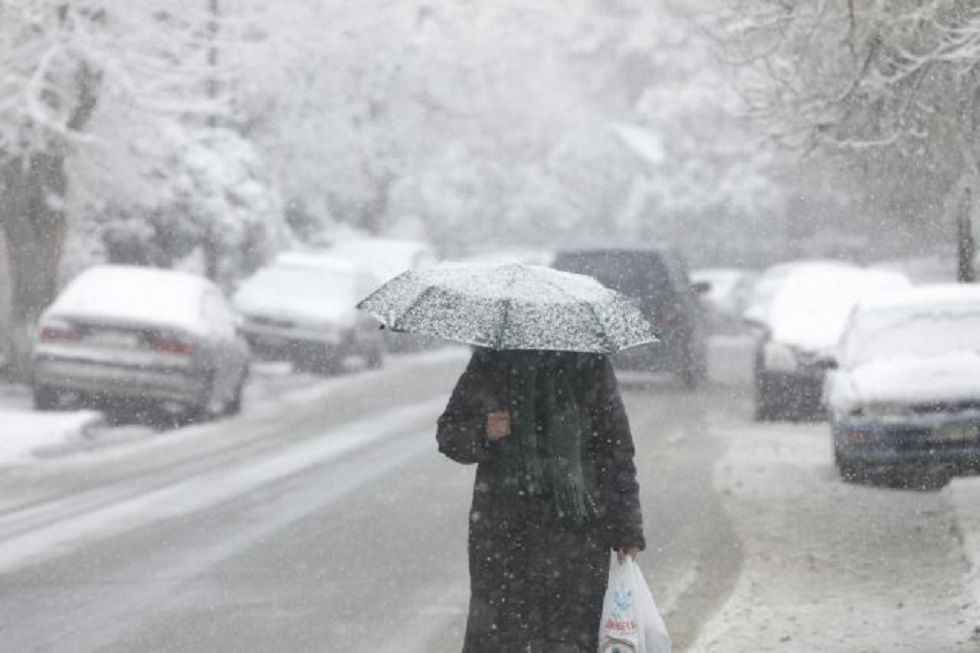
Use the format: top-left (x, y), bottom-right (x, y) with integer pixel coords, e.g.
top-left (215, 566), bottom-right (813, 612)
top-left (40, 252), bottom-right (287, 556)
top-left (691, 419), bottom-right (980, 652)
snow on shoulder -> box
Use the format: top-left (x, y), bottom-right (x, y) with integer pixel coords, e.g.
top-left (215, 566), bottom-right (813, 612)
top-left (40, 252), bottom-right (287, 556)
top-left (46, 265), bottom-right (219, 336)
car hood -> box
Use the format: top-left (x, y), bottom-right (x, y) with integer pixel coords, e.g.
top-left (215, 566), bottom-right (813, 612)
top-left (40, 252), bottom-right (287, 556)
top-left (830, 353), bottom-right (980, 411)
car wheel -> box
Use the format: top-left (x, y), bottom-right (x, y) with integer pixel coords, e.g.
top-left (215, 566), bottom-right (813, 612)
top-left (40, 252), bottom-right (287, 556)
top-left (834, 446), bottom-right (863, 482)
top-left (366, 346), bottom-right (384, 370)
top-left (224, 378), bottom-right (245, 416)
top-left (33, 385), bottom-right (63, 411)
top-left (184, 371), bottom-right (217, 423)
top-left (677, 340), bottom-right (707, 389)
top-left (754, 371), bottom-right (779, 421)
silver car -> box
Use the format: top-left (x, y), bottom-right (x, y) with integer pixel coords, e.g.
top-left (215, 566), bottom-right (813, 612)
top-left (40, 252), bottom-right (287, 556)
top-left (32, 265), bottom-right (251, 420)
top-left (231, 255), bottom-right (385, 374)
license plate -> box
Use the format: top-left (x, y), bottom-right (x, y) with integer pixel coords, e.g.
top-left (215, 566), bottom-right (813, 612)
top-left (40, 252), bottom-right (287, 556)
top-left (85, 330), bottom-right (139, 349)
top-left (936, 424), bottom-right (980, 442)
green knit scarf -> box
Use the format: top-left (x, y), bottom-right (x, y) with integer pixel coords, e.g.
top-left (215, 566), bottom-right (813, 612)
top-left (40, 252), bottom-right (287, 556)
top-left (496, 351), bottom-right (591, 523)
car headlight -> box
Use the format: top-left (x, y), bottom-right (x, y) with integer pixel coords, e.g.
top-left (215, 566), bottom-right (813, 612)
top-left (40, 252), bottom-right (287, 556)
top-left (762, 341), bottom-right (798, 373)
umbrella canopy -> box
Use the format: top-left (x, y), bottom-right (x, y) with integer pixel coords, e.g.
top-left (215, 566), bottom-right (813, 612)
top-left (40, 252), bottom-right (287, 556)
top-left (356, 263), bottom-right (659, 353)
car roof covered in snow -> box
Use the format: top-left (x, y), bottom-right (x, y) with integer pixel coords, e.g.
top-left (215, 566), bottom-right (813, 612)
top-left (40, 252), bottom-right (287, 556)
top-left (45, 265), bottom-right (218, 334)
top-left (766, 265), bottom-right (911, 350)
top-left (296, 238), bottom-right (437, 285)
top-left (854, 283), bottom-right (980, 313)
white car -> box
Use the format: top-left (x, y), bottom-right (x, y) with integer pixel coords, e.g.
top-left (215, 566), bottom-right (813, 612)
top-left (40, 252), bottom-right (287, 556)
top-left (825, 284), bottom-right (980, 480)
top-left (326, 237), bottom-right (437, 283)
top-left (232, 255), bottom-right (384, 373)
top-left (326, 238), bottom-right (438, 353)
top-left (751, 263), bottom-right (911, 421)
top-left (32, 265), bottom-right (250, 420)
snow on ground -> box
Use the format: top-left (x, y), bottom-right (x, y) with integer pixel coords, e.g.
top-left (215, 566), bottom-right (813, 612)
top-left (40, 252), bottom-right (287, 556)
top-left (0, 347), bottom-right (471, 465)
top-left (692, 419), bottom-right (980, 651)
top-left (0, 386), bottom-right (102, 464)
top-left (695, 336), bottom-right (980, 651)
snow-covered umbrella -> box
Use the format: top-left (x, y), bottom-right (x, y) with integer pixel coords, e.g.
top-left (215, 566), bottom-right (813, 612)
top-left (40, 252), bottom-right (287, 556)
top-left (355, 263), bottom-right (659, 353)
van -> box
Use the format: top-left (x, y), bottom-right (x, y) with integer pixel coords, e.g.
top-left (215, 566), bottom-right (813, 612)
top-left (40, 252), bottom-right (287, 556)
top-left (552, 247), bottom-right (708, 387)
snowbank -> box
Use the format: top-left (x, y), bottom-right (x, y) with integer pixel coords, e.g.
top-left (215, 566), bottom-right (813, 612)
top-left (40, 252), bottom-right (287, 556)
top-left (0, 387), bottom-right (101, 464)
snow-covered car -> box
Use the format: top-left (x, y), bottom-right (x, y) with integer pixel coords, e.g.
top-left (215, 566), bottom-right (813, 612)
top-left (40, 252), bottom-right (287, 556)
top-left (751, 264), bottom-right (910, 421)
top-left (232, 255), bottom-right (384, 373)
top-left (742, 259), bottom-right (855, 327)
top-left (326, 237), bottom-right (438, 283)
top-left (32, 265), bottom-right (250, 419)
top-left (326, 237), bottom-right (439, 352)
top-left (825, 285), bottom-right (980, 480)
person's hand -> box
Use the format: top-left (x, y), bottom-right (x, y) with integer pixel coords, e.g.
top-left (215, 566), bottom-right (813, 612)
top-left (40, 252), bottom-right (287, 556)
top-left (486, 409), bottom-right (511, 442)
top-left (617, 546), bottom-right (640, 563)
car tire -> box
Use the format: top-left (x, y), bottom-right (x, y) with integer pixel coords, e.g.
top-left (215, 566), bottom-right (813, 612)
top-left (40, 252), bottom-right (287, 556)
top-left (184, 371), bottom-right (217, 423)
top-left (33, 385), bottom-right (63, 411)
top-left (834, 447), bottom-right (863, 482)
top-left (366, 346), bottom-right (384, 370)
top-left (754, 372), bottom-right (781, 421)
top-left (224, 377), bottom-right (245, 416)
top-left (677, 339), bottom-right (707, 389)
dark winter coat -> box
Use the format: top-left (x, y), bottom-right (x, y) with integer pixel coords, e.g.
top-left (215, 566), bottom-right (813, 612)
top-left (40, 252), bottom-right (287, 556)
top-left (437, 350), bottom-right (646, 653)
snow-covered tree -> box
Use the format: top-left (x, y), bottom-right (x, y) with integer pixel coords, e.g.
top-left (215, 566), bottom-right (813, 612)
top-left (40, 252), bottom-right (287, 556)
top-left (715, 0), bottom-right (980, 276)
top-left (0, 1), bottom-right (281, 377)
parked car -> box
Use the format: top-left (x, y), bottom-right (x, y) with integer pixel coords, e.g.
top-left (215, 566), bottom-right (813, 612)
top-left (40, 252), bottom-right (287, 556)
top-left (32, 265), bottom-right (250, 420)
top-left (691, 267), bottom-right (758, 334)
top-left (551, 247), bottom-right (709, 387)
top-left (750, 263), bottom-right (910, 421)
top-left (326, 237), bottom-right (438, 352)
top-left (825, 285), bottom-right (980, 481)
top-left (741, 259), bottom-right (854, 327)
top-left (326, 237), bottom-right (438, 283)
top-left (232, 255), bottom-right (384, 373)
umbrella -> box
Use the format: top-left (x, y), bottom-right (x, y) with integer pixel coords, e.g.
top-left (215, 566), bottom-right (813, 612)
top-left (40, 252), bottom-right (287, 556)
top-left (355, 263), bottom-right (658, 353)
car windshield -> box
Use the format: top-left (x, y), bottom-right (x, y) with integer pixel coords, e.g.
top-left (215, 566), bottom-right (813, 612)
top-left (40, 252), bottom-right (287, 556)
top-left (553, 252), bottom-right (671, 303)
top-left (844, 307), bottom-right (980, 365)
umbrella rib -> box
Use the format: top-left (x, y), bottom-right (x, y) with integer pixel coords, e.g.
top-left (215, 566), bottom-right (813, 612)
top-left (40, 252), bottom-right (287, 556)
top-left (390, 284), bottom-right (442, 334)
top-left (538, 274), bottom-right (618, 352)
top-left (495, 296), bottom-right (513, 350)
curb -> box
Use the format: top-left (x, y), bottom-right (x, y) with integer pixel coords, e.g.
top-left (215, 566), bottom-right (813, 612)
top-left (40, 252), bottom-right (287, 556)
top-left (948, 476), bottom-right (980, 606)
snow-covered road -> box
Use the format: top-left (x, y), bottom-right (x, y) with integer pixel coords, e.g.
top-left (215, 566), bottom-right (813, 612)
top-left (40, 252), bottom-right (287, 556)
top-left (0, 341), bottom-right (978, 651)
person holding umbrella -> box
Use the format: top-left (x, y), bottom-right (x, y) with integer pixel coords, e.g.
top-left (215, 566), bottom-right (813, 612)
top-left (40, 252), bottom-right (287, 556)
top-left (437, 347), bottom-right (645, 651)
top-left (357, 263), bottom-right (655, 652)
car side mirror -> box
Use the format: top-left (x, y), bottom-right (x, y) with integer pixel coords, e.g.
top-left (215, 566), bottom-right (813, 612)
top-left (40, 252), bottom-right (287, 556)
top-left (741, 314), bottom-right (772, 341)
top-left (815, 356), bottom-right (838, 371)
top-left (692, 280), bottom-right (711, 295)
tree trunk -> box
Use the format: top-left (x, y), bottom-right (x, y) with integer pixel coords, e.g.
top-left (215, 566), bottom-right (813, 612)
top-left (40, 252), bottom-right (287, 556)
top-left (0, 153), bottom-right (69, 381)
top-left (958, 187), bottom-right (977, 283)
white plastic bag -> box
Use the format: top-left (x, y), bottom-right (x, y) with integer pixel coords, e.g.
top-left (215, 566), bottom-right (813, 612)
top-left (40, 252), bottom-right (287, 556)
top-left (597, 555), bottom-right (671, 653)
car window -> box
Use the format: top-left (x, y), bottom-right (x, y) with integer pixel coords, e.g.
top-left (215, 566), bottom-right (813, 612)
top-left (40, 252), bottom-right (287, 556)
top-left (843, 306), bottom-right (980, 365)
top-left (553, 251), bottom-right (673, 304)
